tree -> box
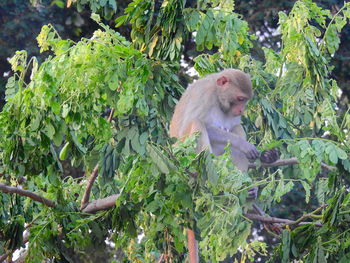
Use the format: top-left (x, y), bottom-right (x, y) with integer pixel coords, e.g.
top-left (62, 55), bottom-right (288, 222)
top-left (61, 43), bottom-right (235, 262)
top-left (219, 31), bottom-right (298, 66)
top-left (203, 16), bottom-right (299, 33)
top-left (0, 0), bottom-right (349, 262)
top-left (0, 0), bottom-right (102, 109)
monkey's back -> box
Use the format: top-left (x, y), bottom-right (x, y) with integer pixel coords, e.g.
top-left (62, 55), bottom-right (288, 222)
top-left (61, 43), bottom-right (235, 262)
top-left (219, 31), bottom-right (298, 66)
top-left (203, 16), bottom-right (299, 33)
top-left (169, 74), bottom-right (219, 138)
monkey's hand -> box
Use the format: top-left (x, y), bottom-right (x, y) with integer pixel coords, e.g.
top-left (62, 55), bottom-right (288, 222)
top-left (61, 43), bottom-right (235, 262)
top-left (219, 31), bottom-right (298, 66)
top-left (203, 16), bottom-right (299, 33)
top-left (206, 125), bottom-right (259, 159)
top-left (242, 141), bottom-right (260, 160)
top-left (260, 148), bottom-right (280, 163)
top-left (247, 186), bottom-right (258, 200)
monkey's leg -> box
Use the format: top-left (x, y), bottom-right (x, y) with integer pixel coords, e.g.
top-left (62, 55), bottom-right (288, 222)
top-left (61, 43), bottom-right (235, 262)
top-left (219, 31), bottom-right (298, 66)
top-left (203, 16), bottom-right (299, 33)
top-left (184, 120), bottom-right (209, 263)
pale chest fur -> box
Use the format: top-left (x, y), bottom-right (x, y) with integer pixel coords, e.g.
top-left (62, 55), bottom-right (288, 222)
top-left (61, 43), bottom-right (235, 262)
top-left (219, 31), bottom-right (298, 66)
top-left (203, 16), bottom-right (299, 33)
top-left (204, 106), bottom-right (241, 131)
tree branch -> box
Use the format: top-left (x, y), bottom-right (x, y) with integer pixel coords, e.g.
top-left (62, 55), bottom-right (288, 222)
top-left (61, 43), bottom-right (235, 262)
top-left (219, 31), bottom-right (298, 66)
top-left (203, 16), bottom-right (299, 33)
top-left (82, 194), bottom-right (119, 213)
top-left (0, 183), bottom-right (56, 208)
top-left (244, 213), bottom-right (295, 224)
top-left (107, 108), bottom-right (115, 122)
top-left (157, 254), bottom-right (165, 263)
top-left (249, 157), bottom-right (335, 170)
top-left (244, 213), bottom-right (321, 226)
top-left (293, 205), bottom-right (327, 224)
top-left (80, 165), bottom-right (99, 210)
top-left (0, 181), bottom-right (119, 215)
top-left (80, 108), bottom-right (115, 210)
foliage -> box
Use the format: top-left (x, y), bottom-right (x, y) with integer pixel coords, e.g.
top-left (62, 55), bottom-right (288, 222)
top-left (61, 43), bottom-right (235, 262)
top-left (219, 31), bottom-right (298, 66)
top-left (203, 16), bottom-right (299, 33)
top-left (0, 0), bottom-right (350, 262)
top-left (0, 0), bottom-right (100, 109)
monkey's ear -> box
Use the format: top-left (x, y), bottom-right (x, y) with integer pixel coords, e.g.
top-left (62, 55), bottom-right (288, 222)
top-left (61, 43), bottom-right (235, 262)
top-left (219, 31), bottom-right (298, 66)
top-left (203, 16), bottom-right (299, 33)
top-left (217, 76), bottom-right (228, 86)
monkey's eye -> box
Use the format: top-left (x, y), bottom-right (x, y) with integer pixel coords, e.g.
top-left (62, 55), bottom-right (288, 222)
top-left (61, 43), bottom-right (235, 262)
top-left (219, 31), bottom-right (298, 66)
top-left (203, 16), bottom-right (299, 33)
top-left (237, 96), bottom-right (246, 102)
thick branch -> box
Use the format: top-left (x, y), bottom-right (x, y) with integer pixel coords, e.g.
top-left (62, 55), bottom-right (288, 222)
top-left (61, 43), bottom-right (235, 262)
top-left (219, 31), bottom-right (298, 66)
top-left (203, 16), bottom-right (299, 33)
top-left (249, 157), bottom-right (335, 170)
top-left (0, 183), bottom-right (56, 208)
top-left (80, 165), bottom-right (99, 210)
top-left (82, 194), bottom-right (119, 213)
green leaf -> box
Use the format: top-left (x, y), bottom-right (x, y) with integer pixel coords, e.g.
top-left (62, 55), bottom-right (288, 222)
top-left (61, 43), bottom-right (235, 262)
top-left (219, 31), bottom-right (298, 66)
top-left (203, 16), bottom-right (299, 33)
top-left (281, 230), bottom-right (291, 263)
top-left (301, 181), bottom-right (311, 203)
top-left (59, 142), bottom-right (70, 161)
top-left (62, 104), bottom-right (70, 118)
top-left (115, 15), bottom-right (127, 27)
top-left (187, 11), bottom-right (200, 31)
top-left (316, 238), bottom-right (327, 263)
top-left (329, 151), bottom-right (338, 164)
top-left (339, 253), bottom-right (350, 263)
top-left (70, 131), bottom-right (87, 154)
top-left (139, 132), bottom-right (148, 145)
top-left (274, 180), bottom-right (294, 203)
top-left (53, 130), bottom-right (63, 147)
top-left (260, 181), bottom-right (275, 200)
top-left (146, 144), bottom-right (170, 174)
top-left (30, 114), bottom-right (42, 131)
top-left (148, 36), bottom-right (158, 57)
top-left (204, 153), bottom-right (218, 186)
top-left (325, 143), bottom-right (339, 164)
top-left (335, 146), bottom-right (347, 160)
top-left (342, 159), bottom-right (350, 172)
top-left (45, 123), bottom-right (55, 139)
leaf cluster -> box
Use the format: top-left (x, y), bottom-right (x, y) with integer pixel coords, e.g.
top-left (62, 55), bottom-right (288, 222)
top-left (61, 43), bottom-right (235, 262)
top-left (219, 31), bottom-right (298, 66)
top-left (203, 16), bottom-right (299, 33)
top-left (0, 0), bottom-right (349, 262)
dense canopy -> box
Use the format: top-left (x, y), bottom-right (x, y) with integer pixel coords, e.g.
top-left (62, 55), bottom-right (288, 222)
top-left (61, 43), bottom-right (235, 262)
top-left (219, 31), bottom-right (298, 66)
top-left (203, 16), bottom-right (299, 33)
top-left (0, 0), bottom-right (349, 262)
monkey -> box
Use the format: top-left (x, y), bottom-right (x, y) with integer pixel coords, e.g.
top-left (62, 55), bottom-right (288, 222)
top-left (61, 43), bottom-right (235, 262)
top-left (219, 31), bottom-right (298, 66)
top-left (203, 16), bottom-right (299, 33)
top-left (170, 68), bottom-right (259, 170)
top-left (169, 68), bottom-right (279, 263)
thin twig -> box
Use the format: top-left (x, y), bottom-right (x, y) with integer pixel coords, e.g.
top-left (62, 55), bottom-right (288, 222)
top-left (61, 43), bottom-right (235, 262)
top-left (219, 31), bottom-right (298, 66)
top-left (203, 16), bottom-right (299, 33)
top-left (244, 213), bottom-right (322, 227)
top-left (0, 183), bottom-right (56, 208)
top-left (249, 157), bottom-right (335, 171)
top-left (250, 203), bottom-right (324, 227)
top-left (107, 108), bottom-right (115, 122)
top-left (157, 254), bottom-right (165, 263)
top-left (244, 213), bottom-right (295, 224)
top-left (293, 205), bottom-right (327, 225)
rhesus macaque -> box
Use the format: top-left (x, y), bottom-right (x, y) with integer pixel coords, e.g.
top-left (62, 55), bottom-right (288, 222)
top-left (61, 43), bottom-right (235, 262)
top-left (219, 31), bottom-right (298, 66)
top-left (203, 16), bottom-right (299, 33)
top-left (170, 68), bottom-right (260, 170)
top-left (169, 68), bottom-right (278, 263)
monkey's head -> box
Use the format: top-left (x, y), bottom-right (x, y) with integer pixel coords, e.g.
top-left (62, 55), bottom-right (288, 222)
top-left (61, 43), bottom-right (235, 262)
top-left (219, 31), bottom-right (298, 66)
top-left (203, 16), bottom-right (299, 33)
top-left (216, 69), bottom-right (253, 116)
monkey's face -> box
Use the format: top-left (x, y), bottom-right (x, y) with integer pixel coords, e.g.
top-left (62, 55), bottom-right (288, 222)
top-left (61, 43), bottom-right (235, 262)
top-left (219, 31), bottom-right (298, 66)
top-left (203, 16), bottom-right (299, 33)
top-left (217, 84), bottom-right (249, 116)
top-left (229, 95), bottom-right (248, 116)
top-left (216, 73), bottom-right (252, 116)
top-left (219, 94), bottom-right (248, 116)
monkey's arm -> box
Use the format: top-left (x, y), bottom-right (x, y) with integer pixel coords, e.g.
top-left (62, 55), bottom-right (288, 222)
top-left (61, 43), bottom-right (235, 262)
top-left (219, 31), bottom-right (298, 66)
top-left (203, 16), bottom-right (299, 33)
top-left (184, 119), bottom-right (213, 153)
top-left (206, 125), bottom-right (259, 160)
